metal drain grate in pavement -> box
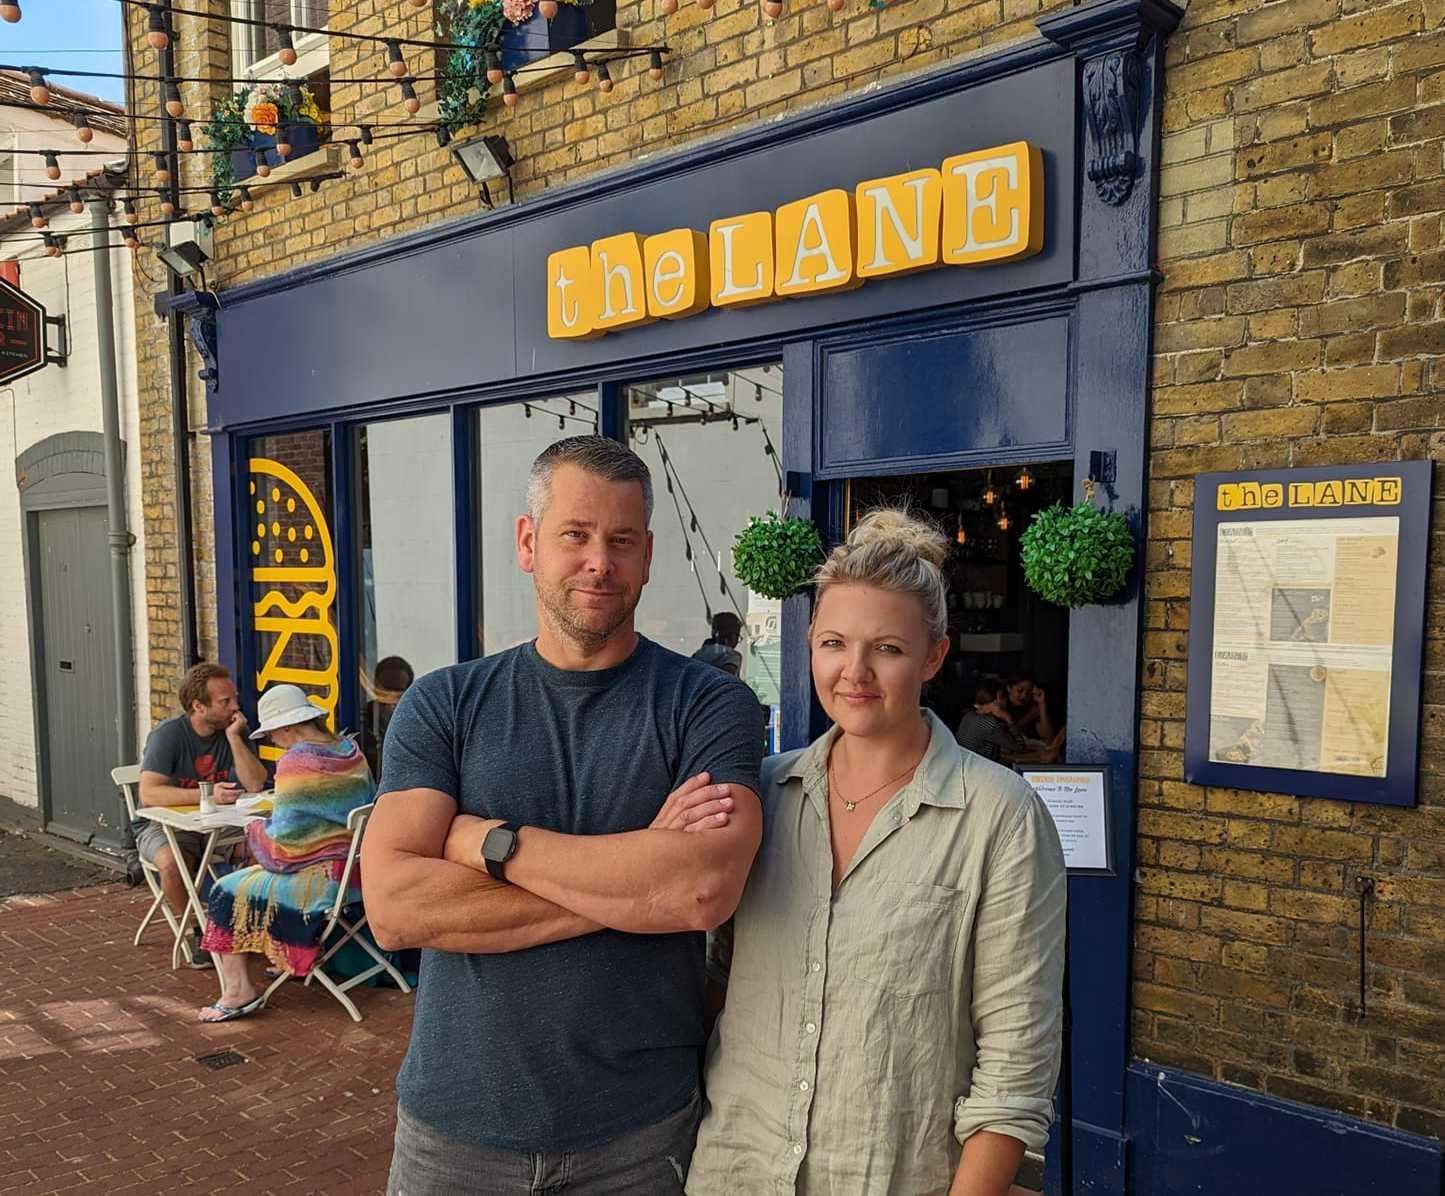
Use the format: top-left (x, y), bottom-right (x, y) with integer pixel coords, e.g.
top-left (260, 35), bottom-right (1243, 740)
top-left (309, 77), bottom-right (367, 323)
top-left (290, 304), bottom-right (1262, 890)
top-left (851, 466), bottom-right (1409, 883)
top-left (195, 1049), bottom-right (247, 1071)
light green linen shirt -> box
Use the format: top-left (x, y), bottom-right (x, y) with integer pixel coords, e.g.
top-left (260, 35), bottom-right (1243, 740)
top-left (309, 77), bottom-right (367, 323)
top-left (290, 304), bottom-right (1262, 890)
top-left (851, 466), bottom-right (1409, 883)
top-left (687, 710), bottom-right (1067, 1196)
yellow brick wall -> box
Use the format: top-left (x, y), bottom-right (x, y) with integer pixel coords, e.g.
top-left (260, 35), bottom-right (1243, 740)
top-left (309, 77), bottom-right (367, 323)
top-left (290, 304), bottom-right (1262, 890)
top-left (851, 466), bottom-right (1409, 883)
top-left (127, 0), bottom-right (1445, 1134)
top-left (1142, 0), bottom-right (1445, 1135)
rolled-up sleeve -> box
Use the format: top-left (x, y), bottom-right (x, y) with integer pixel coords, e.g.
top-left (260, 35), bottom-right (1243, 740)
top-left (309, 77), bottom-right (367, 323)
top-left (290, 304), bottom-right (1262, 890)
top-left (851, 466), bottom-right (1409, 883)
top-left (953, 794), bottom-right (1068, 1152)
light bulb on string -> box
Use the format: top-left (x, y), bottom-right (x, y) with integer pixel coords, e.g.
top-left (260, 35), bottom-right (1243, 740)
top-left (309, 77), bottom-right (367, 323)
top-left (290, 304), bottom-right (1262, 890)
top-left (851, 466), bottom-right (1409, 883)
top-left (955, 517), bottom-right (967, 546)
top-left (558, 413), bottom-right (566, 430)
top-left (160, 196), bottom-right (175, 217)
top-left (661, 0), bottom-right (678, 12)
top-left (0, 1), bottom-right (21, 23)
top-left (73, 114), bottom-right (95, 144)
top-left (123, 228), bottom-right (140, 250)
top-left (596, 61), bottom-right (613, 93)
top-left (573, 51), bottom-right (590, 84)
top-left (43, 150), bottom-right (61, 180)
top-left (252, 148), bottom-right (271, 178)
top-left (523, 404), bottom-right (532, 419)
top-left (146, 5), bottom-right (169, 49)
top-left (762, 0), bottom-right (782, 16)
top-left (347, 140), bottom-right (364, 168)
top-left (151, 151), bottom-right (169, 184)
top-left (27, 204), bottom-right (45, 230)
top-left (434, 124), bottom-right (452, 148)
top-left (210, 192), bottom-right (227, 218)
top-left (164, 80), bottom-right (184, 118)
top-left (502, 73), bottom-right (519, 107)
top-left (485, 47), bottom-right (503, 85)
top-left (827, 0), bottom-right (845, 11)
top-left (982, 471), bottom-right (997, 506)
top-left (754, 383), bottom-right (762, 401)
top-left (399, 77), bottom-right (421, 115)
top-left (697, 0), bottom-right (716, 12)
top-left (176, 120), bottom-right (194, 152)
top-left (290, 181), bottom-right (303, 198)
top-left (122, 198), bottom-right (138, 225)
top-left (649, 49), bottom-right (665, 80)
top-left (539, 0), bottom-right (558, 17)
top-left (239, 186), bottom-right (254, 212)
top-left (276, 131), bottom-right (292, 158)
top-left (28, 69), bottom-right (49, 106)
top-left (43, 233), bottom-right (61, 258)
top-left (1016, 466), bottom-right (1034, 492)
top-left (67, 187), bottom-right (82, 214)
top-left (997, 508), bottom-right (1011, 532)
top-left (275, 25), bottom-right (298, 67)
top-left (386, 40), bottom-right (407, 78)
top-left (360, 125), bottom-right (374, 146)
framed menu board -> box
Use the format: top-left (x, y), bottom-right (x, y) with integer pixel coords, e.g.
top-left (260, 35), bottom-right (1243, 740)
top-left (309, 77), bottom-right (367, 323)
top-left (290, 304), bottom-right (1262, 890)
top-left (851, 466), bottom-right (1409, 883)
top-left (1184, 462), bottom-right (1431, 806)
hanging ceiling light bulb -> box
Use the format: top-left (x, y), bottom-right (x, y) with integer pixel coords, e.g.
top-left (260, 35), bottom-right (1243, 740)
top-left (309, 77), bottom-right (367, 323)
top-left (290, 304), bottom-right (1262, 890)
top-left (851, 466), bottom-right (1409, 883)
top-left (485, 47), bottom-right (503, 85)
top-left (502, 73), bottom-right (519, 107)
top-left (67, 187), bottom-right (83, 214)
top-left (73, 114), bottom-right (95, 144)
top-left (596, 61), bottom-right (613, 93)
top-left (1016, 466), bottom-right (1034, 492)
top-left (0, 0), bottom-right (21, 23)
top-left (28, 69), bottom-right (49, 106)
top-left (176, 119), bottom-right (194, 152)
top-left (997, 508), bottom-right (1011, 532)
top-left (146, 5), bottom-right (169, 48)
top-left (347, 139), bottom-right (364, 169)
top-left (238, 186), bottom-right (254, 212)
top-left (122, 197), bottom-right (138, 225)
top-left (649, 49), bottom-right (665, 80)
top-left (399, 77), bottom-right (421, 115)
top-left (955, 518), bottom-right (967, 546)
top-left (386, 40), bottom-right (407, 78)
top-left (27, 203), bottom-right (45, 230)
top-left (275, 25), bottom-right (298, 66)
top-left (164, 80), bottom-right (185, 118)
top-left (982, 472), bottom-right (997, 506)
top-left (573, 51), bottom-right (590, 84)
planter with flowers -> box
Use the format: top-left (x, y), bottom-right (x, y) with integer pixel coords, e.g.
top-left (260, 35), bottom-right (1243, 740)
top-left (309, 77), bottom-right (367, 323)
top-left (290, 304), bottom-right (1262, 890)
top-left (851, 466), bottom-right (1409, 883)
top-left (204, 83), bottom-right (328, 197)
top-left (437, 0), bottom-right (612, 133)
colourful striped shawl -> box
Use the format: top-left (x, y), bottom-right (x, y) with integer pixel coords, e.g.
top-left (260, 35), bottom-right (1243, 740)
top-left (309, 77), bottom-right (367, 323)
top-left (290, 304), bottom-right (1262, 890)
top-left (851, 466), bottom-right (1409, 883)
top-left (246, 737), bottom-right (374, 873)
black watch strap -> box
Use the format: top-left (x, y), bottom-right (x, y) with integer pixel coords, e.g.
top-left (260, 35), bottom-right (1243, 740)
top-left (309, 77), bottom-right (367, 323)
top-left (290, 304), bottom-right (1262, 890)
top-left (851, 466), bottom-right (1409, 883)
top-left (483, 821), bottom-right (522, 883)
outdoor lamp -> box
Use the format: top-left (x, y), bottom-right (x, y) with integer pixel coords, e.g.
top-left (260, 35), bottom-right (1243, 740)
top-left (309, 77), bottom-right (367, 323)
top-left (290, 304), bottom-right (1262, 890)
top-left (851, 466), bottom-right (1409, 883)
top-left (152, 151), bottom-right (170, 184)
top-left (253, 148), bottom-right (271, 177)
top-left (210, 191), bottom-right (227, 218)
top-left (502, 73), bottom-right (519, 108)
top-left (451, 132), bottom-right (513, 192)
top-left (649, 50), bottom-right (665, 80)
top-left (573, 51), bottom-right (590, 84)
top-left (155, 216), bottom-right (213, 277)
top-left (596, 61), bottom-right (613, 93)
top-left (347, 140), bottom-right (364, 169)
top-left (399, 77), bottom-right (421, 115)
top-left (485, 48), bottom-right (503, 85)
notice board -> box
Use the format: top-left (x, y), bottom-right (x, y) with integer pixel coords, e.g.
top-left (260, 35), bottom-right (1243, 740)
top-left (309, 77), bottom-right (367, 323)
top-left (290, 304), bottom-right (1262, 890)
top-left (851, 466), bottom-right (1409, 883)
top-left (1184, 462), bottom-right (1431, 806)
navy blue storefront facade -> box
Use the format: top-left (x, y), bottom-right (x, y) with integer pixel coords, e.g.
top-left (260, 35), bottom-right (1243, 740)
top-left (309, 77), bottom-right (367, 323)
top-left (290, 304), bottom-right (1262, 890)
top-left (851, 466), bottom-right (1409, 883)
top-left (183, 0), bottom-right (1445, 1190)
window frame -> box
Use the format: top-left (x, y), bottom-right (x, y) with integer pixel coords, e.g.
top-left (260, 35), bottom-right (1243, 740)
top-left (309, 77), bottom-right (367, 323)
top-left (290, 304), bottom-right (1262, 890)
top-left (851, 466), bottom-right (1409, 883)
top-left (230, 0), bottom-right (329, 84)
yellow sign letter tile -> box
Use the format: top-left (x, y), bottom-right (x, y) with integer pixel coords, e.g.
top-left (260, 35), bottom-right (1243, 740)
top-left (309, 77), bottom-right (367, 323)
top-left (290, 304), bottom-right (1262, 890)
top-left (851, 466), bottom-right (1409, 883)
top-left (855, 168), bottom-right (942, 279)
top-left (709, 212), bottom-right (774, 308)
top-left (590, 233), bottom-right (652, 332)
top-left (644, 229), bottom-right (710, 320)
top-left (547, 245), bottom-right (597, 340)
top-left (775, 190), bottom-right (858, 297)
top-left (941, 141), bottom-right (1044, 266)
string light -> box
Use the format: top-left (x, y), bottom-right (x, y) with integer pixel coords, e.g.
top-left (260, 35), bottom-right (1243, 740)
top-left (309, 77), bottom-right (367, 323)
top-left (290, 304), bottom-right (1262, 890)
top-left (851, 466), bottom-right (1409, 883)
top-left (827, 0), bottom-right (845, 11)
top-left (596, 61), bottom-right (613, 93)
top-left (0, 1), bottom-right (20, 22)
top-left (762, 0), bottom-right (782, 16)
top-left (238, 186), bottom-right (254, 212)
top-left (289, 181), bottom-right (303, 198)
top-left (982, 472), bottom-right (997, 506)
top-left (44, 150), bottom-right (61, 180)
top-left (485, 48), bottom-right (503, 85)
top-left (146, 4), bottom-right (169, 49)
top-left (252, 148), bottom-right (271, 178)
top-left (67, 187), bottom-right (83, 214)
top-left (347, 139), bottom-right (364, 168)
top-left (210, 191), bottom-right (227, 217)
top-left (122, 198), bottom-right (138, 224)
top-left (360, 125), bottom-right (374, 146)
top-left (151, 151), bottom-right (169, 184)
top-left (955, 517), bottom-right (967, 546)
top-left (649, 49), bottom-right (665, 80)
top-left (160, 195), bottom-right (175, 217)
top-left (27, 204), bottom-right (45, 230)
top-left (434, 124), bottom-right (451, 147)
top-left (1017, 466), bottom-right (1034, 492)
top-left (72, 113), bottom-right (95, 144)
top-left (123, 227), bottom-right (140, 250)
top-left (176, 119), bottom-right (194, 152)
top-left (399, 76), bottom-right (420, 114)
top-left (164, 80), bottom-right (184, 117)
top-left (502, 73), bottom-right (519, 107)
top-left (573, 51), bottom-right (590, 84)
top-left (276, 25), bottom-right (298, 66)
top-left (28, 69), bottom-right (49, 105)
top-left (997, 508), bottom-right (1011, 532)
top-left (386, 40), bottom-right (407, 77)
top-left (43, 233), bottom-right (62, 258)
top-left (539, 0), bottom-right (558, 17)
top-left (660, 0), bottom-right (678, 12)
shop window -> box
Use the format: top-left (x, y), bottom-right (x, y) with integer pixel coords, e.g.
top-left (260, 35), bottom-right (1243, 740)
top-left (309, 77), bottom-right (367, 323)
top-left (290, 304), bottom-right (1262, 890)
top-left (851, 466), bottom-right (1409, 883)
top-left (473, 393), bottom-right (599, 656)
top-left (355, 414), bottom-right (456, 779)
top-left (246, 429), bottom-right (337, 763)
top-left (624, 365), bottom-right (786, 748)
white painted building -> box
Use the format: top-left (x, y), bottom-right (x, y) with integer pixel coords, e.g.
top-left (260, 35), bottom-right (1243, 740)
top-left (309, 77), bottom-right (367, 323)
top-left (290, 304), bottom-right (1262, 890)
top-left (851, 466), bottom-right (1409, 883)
top-left (0, 90), bottom-right (147, 851)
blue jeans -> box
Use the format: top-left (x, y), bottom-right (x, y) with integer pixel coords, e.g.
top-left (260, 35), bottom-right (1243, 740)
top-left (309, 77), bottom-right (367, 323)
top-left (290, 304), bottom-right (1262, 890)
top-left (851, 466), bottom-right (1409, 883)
top-left (386, 1090), bottom-right (701, 1196)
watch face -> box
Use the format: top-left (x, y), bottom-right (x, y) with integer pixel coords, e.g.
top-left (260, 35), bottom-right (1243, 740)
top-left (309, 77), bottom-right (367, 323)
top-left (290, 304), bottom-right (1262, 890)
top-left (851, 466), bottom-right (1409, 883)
top-left (483, 826), bottom-right (517, 864)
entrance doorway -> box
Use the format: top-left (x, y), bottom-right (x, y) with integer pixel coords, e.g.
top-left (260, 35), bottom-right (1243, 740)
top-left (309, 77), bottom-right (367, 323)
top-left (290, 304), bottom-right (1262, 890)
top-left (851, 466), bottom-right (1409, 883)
top-left (32, 504), bottom-right (125, 849)
top-left (846, 461), bottom-right (1073, 741)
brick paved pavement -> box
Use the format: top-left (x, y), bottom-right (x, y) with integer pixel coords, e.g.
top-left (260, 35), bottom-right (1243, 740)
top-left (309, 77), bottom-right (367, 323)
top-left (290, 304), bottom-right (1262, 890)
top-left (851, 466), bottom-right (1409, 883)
top-left (0, 883), bottom-right (411, 1195)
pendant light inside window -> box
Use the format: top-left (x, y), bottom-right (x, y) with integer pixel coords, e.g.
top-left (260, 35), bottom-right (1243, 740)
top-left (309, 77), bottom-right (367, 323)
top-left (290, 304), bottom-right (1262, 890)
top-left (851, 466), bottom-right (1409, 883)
top-left (1016, 466), bottom-right (1034, 492)
top-left (982, 471), bottom-right (997, 507)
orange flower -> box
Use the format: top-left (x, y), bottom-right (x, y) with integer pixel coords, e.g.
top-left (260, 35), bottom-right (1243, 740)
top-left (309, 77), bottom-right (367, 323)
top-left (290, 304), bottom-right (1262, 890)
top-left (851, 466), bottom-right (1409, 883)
top-left (250, 101), bottom-right (279, 135)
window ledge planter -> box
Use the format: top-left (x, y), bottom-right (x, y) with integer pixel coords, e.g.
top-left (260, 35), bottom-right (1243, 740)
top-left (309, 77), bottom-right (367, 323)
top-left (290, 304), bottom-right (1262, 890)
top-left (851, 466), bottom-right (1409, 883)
top-left (230, 120), bottom-right (324, 185)
top-left (499, 4), bottom-right (591, 72)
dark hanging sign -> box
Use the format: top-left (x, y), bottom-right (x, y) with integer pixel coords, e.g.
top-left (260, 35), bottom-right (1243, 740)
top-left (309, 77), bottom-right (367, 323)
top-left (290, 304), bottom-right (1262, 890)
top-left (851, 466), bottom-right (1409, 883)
top-left (0, 277), bottom-right (47, 386)
top-left (1184, 461), bottom-right (1432, 807)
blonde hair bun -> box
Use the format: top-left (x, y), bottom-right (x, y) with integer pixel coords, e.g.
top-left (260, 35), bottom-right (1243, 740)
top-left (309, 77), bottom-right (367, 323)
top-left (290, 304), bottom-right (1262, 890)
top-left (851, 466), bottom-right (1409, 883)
top-left (844, 507), bottom-right (951, 569)
top-left (813, 505), bottom-right (952, 640)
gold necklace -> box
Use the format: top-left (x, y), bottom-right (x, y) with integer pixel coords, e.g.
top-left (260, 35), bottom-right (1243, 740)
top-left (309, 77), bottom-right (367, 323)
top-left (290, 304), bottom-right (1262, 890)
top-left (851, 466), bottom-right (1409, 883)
top-left (828, 759), bottom-right (920, 813)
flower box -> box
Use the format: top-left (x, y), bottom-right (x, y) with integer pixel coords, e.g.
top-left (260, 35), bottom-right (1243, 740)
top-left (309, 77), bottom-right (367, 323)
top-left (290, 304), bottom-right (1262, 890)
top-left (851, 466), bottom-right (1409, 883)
top-left (499, 4), bottom-right (591, 72)
top-left (230, 121), bottom-right (323, 183)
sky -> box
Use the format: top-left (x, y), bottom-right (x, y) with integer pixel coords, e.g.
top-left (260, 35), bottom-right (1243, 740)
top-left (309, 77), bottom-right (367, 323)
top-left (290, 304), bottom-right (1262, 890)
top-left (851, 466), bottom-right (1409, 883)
top-left (1, 0), bottom-right (126, 104)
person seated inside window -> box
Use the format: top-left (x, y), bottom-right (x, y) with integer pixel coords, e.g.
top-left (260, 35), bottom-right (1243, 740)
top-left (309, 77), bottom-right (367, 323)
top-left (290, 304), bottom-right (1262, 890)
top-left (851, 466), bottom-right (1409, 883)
top-left (1004, 672), bottom-right (1057, 743)
top-left (955, 677), bottom-right (1064, 766)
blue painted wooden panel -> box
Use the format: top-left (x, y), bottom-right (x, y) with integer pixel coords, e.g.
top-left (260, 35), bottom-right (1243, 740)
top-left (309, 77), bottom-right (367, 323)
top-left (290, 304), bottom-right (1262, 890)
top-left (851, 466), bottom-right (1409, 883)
top-left (1126, 1064), bottom-right (1443, 1196)
top-left (817, 313), bottom-right (1071, 475)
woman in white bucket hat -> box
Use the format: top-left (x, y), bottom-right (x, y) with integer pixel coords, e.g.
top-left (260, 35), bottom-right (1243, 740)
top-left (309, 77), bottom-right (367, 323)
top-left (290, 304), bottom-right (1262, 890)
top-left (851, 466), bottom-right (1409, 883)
top-left (196, 684), bottom-right (375, 1022)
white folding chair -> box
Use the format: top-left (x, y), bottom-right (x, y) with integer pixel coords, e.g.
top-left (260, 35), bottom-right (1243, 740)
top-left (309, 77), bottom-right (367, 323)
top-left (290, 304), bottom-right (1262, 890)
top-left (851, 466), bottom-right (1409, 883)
top-left (113, 764), bottom-right (184, 949)
top-left (261, 802), bottom-right (412, 1023)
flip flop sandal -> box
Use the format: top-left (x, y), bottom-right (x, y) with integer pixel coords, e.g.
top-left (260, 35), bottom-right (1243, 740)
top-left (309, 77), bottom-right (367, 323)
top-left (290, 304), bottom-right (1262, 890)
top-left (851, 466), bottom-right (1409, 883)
top-left (198, 996), bottom-right (266, 1023)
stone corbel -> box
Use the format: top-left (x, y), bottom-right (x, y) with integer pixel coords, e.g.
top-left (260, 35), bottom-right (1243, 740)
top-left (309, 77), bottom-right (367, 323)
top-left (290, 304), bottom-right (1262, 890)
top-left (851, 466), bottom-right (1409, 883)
top-left (1038, 0), bottom-right (1184, 207)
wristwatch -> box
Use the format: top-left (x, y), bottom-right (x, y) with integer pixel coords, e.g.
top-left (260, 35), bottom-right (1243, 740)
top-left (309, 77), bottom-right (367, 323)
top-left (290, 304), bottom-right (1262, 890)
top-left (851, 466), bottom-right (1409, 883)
top-left (481, 822), bottom-right (522, 883)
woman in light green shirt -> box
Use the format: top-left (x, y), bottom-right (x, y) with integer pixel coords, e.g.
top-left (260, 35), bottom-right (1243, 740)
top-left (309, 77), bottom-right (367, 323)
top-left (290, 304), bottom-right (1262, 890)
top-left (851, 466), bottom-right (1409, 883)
top-left (687, 508), bottom-right (1067, 1196)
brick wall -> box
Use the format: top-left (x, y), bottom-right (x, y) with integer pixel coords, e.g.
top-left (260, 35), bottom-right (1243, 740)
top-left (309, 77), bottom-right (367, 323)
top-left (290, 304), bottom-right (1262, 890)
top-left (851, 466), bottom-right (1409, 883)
top-left (1141, 0), bottom-right (1445, 1139)
top-left (126, 0), bottom-right (1445, 1138)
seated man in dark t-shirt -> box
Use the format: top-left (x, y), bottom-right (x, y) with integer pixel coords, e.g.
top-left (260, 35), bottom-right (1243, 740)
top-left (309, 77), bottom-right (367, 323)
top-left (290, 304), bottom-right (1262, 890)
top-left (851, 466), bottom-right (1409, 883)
top-left (956, 677), bottom-right (1064, 766)
top-left (138, 662), bottom-right (269, 964)
top-left (363, 437), bottom-right (765, 1196)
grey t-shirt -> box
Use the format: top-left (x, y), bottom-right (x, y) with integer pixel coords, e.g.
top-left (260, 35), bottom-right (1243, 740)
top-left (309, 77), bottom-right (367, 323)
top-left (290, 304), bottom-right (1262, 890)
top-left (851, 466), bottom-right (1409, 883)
top-left (134, 715), bottom-right (236, 836)
top-left (378, 636), bottom-right (765, 1152)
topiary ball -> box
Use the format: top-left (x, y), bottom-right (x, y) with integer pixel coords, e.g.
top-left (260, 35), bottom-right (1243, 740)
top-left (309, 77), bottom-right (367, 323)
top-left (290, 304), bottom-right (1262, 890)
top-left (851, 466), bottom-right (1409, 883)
top-left (732, 512), bottom-right (824, 600)
top-left (1018, 501), bottom-right (1135, 607)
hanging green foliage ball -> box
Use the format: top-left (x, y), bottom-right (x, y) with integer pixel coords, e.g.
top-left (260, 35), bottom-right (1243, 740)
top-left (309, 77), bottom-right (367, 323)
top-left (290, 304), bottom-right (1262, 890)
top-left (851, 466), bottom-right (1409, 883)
top-left (732, 512), bottom-right (825, 600)
top-left (1019, 501), bottom-right (1135, 607)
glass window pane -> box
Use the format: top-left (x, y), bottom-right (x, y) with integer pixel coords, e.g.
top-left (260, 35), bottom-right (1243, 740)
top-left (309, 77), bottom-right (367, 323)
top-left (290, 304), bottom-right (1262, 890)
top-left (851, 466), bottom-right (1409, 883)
top-left (356, 413), bottom-right (455, 778)
top-left (475, 394), bottom-right (599, 657)
top-left (625, 365), bottom-right (785, 747)
top-left (245, 429), bottom-right (336, 764)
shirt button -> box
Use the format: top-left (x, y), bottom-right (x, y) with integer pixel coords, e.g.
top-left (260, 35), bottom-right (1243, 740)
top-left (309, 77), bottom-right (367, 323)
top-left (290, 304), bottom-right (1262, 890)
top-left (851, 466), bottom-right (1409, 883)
top-left (810, 961), bottom-right (822, 973)
top-left (805, 1022), bottom-right (816, 1034)
top-left (799, 1080), bottom-right (809, 1091)
top-left (793, 1144), bottom-right (804, 1156)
